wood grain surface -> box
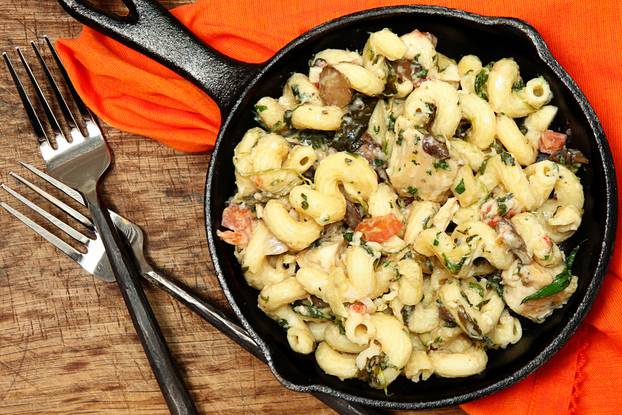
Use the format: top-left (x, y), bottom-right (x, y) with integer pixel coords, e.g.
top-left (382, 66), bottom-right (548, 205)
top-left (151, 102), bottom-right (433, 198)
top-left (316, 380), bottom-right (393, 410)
top-left (0, 1), bottom-right (467, 414)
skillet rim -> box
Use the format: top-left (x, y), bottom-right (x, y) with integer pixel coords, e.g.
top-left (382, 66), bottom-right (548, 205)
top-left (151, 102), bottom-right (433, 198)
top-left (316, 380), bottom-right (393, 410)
top-left (205, 4), bottom-right (617, 409)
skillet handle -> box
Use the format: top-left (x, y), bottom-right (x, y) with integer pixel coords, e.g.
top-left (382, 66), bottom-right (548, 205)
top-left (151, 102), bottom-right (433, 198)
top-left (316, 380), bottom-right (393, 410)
top-left (57, 0), bottom-right (261, 112)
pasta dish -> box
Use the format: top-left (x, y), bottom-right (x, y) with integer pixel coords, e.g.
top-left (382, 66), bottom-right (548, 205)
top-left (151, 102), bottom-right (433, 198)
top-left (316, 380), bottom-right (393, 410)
top-left (218, 28), bottom-right (588, 390)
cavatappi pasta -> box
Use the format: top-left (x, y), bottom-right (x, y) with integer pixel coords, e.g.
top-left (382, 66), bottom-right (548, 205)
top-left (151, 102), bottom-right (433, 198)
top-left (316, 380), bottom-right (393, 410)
top-left (218, 28), bottom-right (588, 390)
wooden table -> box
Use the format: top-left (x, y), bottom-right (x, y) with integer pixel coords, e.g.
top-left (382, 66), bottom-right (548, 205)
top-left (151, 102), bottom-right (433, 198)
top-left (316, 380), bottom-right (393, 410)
top-left (0, 1), bottom-right (466, 414)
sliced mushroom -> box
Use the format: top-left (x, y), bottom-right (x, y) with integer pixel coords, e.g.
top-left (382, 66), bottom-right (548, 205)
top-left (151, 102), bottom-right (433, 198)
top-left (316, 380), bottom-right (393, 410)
top-left (422, 135), bottom-right (450, 159)
top-left (344, 199), bottom-right (363, 230)
top-left (548, 147), bottom-right (589, 167)
top-left (319, 66), bottom-right (352, 107)
top-left (496, 219), bottom-right (531, 264)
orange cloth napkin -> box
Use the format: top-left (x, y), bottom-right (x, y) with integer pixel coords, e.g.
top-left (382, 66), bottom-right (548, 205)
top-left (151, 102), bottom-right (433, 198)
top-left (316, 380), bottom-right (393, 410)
top-left (57, 1), bottom-right (621, 414)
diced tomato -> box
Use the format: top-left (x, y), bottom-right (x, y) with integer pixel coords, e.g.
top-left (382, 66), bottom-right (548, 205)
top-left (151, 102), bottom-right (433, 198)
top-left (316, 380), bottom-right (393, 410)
top-left (219, 205), bottom-right (253, 246)
top-left (217, 230), bottom-right (249, 246)
top-left (356, 214), bottom-right (404, 243)
top-left (222, 205), bottom-right (252, 232)
top-left (350, 302), bottom-right (367, 314)
top-left (485, 216), bottom-right (500, 228)
top-left (539, 130), bottom-right (567, 154)
top-left (542, 235), bottom-right (553, 248)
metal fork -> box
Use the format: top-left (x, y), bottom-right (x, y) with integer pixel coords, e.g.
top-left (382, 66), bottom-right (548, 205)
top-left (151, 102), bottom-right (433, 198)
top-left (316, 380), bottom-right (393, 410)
top-left (3, 38), bottom-right (196, 415)
top-left (0, 164), bottom-right (379, 415)
top-left (2, 161), bottom-right (257, 352)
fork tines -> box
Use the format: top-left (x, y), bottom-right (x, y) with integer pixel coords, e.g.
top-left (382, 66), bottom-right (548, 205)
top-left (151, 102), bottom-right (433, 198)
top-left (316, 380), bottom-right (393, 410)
top-left (3, 37), bottom-right (93, 150)
top-left (0, 163), bottom-right (95, 263)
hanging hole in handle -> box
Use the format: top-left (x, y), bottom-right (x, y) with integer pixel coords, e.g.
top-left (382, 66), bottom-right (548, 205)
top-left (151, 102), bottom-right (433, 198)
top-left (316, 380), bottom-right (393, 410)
top-left (81, 0), bottom-right (136, 20)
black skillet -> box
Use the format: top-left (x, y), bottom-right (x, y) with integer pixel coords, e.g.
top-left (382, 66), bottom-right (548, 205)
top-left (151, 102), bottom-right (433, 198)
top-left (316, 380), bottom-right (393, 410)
top-left (58, 0), bottom-right (617, 409)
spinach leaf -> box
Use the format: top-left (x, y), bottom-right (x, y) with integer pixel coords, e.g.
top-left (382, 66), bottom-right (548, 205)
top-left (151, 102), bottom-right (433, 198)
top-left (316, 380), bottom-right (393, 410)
top-left (521, 241), bottom-right (584, 303)
top-left (332, 94), bottom-right (377, 151)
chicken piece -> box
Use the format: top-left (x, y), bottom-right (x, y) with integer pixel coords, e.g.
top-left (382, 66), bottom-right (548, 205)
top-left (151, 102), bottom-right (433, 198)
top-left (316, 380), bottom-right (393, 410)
top-left (501, 260), bottom-right (577, 322)
top-left (387, 127), bottom-right (458, 201)
top-left (296, 240), bottom-right (344, 272)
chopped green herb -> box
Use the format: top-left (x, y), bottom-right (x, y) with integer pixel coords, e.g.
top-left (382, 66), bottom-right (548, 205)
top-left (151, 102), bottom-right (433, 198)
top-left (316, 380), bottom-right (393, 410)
top-left (455, 179), bottom-right (466, 194)
top-left (361, 241), bottom-right (376, 256)
top-left (433, 231), bottom-right (440, 246)
top-left (277, 319), bottom-right (290, 330)
top-left (293, 302), bottom-right (333, 320)
top-left (283, 109), bottom-right (293, 127)
top-left (260, 295), bottom-right (270, 302)
top-left (443, 254), bottom-right (466, 274)
top-left (255, 104), bottom-right (267, 112)
top-left (301, 193), bottom-right (309, 209)
top-left (500, 151), bottom-right (516, 166)
top-left (486, 272), bottom-right (504, 297)
top-left (373, 125), bottom-right (380, 134)
top-left (475, 298), bottom-right (491, 310)
top-left (496, 194), bottom-right (513, 217)
top-left (521, 241), bottom-right (584, 303)
top-left (381, 139), bottom-right (389, 155)
top-left (422, 215), bottom-right (432, 229)
top-left (407, 186), bottom-right (418, 196)
top-left (474, 69), bottom-right (489, 100)
top-left (478, 159), bottom-right (489, 175)
top-left (335, 318), bottom-right (346, 335)
top-left (343, 231), bottom-right (354, 242)
top-left (413, 67), bottom-right (428, 79)
top-left (460, 290), bottom-right (473, 306)
top-left (298, 130), bottom-right (330, 149)
top-left (291, 84), bottom-right (305, 101)
top-left (411, 159), bottom-right (420, 166)
top-left (387, 113), bottom-right (396, 131)
top-left (270, 120), bottom-right (283, 132)
top-left (426, 169), bottom-right (433, 176)
top-left (373, 158), bottom-right (384, 167)
top-left (357, 352), bottom-right (397, 391)
top-left (396, 129), bottom-right (404, 146)
top-left (433, 159), bottom-right (450, 170)
top-left (468, 282), bottom-right (485, 297)
top-left (512, 78), bottom-right (525, 91)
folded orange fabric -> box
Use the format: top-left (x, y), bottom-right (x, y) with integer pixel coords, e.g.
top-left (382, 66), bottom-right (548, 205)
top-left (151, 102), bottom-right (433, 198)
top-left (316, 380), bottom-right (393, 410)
top-left (57, 1), bottom-right (621, 414)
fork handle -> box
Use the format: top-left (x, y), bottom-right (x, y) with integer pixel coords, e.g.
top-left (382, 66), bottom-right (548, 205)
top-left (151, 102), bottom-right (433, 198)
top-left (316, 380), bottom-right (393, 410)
top-left (83, 189), bottom-right (197, 415)
top-left (141, 270), bottom-right (383, 415)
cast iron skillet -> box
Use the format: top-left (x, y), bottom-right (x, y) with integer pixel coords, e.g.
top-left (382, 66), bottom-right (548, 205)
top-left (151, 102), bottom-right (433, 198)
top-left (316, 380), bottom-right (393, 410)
top-left (58, 0), bottom-right (617, 409)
